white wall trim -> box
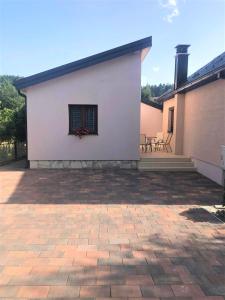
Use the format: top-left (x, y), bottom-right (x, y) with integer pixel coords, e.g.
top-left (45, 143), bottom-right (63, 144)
top-left (192, 157), bottom-right (224, 186)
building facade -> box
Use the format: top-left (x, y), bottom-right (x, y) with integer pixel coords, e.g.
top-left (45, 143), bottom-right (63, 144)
top-left (15, 37), bottom-right (152, 169)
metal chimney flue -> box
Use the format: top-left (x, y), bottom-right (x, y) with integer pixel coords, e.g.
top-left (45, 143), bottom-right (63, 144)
top-left (174, 44), bottom-right (190, 89)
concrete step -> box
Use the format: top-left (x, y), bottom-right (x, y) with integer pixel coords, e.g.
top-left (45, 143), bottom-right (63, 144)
top-left (139, 166), bottom-right (196, 172)
top-left (139, 161), bottom-right (195, 168)
top-left (138, 157), bottom-right (196, 171)
top-left (140, 157), bottom-right (191, 162)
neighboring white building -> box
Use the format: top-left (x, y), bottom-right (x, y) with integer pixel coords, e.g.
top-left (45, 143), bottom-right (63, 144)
top-left (15, 37), bottom-right (152, 168)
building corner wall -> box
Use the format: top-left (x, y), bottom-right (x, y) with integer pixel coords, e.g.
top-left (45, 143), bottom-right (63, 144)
top-left (174, 94), bottom-right (185, 155)
top-left (162, 80), bottom-right (225, 185)
top-left (183, 80), bottom-right (225, 185)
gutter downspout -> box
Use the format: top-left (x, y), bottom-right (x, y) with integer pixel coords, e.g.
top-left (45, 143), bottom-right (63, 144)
top-left (18, 90), bottom-right (29, 169)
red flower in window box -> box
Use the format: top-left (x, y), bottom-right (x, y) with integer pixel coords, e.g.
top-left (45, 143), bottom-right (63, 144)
top-left (73, 128), bottom-right (90, 139)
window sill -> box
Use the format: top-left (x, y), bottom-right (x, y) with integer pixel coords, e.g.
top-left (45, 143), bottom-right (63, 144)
top-left (68, 133), bottom-right (98, 136)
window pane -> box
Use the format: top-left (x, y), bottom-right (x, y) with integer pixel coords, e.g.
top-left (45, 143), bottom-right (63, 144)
top-left (71, 106), bottom-right (82, 130)
top-left (85, 107), bottom-right (96, 132)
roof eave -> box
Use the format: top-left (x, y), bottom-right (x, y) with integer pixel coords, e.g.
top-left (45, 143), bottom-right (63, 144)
top-left (158, 66), bottom-right (225, 103)
top-left (141, 99), bottom-right (163, 110)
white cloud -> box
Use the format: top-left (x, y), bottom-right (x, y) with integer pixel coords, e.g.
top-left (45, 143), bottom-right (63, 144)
top-left (164, 7), bottom-right (179, 23)
top-left (153, 66), bottom-right (160, 72)
top-left (159, 0), bottom-right (180, 23)
top-left (160, 0), bottom-right (177, 7)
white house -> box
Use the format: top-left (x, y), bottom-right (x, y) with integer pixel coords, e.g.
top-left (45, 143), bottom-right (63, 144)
top-left (15, 37), bottom-right (152, 168)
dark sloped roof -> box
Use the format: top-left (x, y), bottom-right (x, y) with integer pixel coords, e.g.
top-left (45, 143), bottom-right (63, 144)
top-left (187, 51), bottom-right (225, 83)
top-left (141, 98), bottom-right (163, 110)
top-left (14, 37), bottom-right (152, 90)
top-left (157, 89), bottom-right (174, 102)
top-left (158, 51), bottom-right (225, 102)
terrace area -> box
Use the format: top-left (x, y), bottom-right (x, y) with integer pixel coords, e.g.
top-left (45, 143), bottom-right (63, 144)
top-left (0, 163), bottom-right (224, 298)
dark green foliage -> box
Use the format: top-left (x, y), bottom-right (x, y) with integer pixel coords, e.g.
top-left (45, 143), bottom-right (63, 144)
top-left (0, 75), bottom-right (26, 142)
top-left (141, 83), bottom-right (173, 102)
top-left (141, 85), bottom-right (152, 102)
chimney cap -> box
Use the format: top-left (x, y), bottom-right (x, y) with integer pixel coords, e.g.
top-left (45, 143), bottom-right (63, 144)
top-left (175, 44), bottom-right (190, 54)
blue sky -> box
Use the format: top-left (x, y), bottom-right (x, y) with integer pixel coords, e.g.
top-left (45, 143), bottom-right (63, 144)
top-left (0, 0), bottom-right (224, 85)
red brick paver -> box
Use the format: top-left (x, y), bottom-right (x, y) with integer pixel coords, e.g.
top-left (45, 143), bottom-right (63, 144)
top-left (111, 285), bottom-right (142, 297)
top-left (0, 168), bottom-right (224, 299)
top-left (48, 285), bottom-right (80, 298)
top-left (17, 285), bottom-right (50, 298)
top-left (80, 285), bottom-right (110, 297)
top-left (171, 284), bottom-right (205, 297)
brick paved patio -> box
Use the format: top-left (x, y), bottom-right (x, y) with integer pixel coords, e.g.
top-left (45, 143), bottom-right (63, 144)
top-left (0, 167), bottom-right (224, 299)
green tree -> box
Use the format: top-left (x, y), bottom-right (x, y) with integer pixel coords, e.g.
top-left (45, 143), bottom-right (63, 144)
top-left (0, 75), bottom-right (25, 142)
top-left (141, 83), bottom-right (173, 102)
top-left (0, 108), bottom-right (15, 142)
top-left (141, 84), bottom-right (152, 102)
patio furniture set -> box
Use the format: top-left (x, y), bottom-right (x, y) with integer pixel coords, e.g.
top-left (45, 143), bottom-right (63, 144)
top-left (140, 132), bottom-right (173, 152)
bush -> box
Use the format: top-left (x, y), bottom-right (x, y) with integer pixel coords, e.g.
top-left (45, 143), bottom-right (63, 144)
top-left (0, 75), bottom-right (26, 142)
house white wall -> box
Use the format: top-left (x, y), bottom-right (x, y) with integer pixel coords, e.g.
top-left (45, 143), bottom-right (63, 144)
top-left (183, 79), bottom-right (225, 185)
top-left (140, 102), bottom-right (162, 137)
top-left (162, 79), bottom-right (225, 185)
top-left (24, 53), bottom-right (141, 165)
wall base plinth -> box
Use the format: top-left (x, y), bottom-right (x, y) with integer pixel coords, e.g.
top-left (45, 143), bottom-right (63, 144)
top-left (30, 160), bottom-right (138, 169)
